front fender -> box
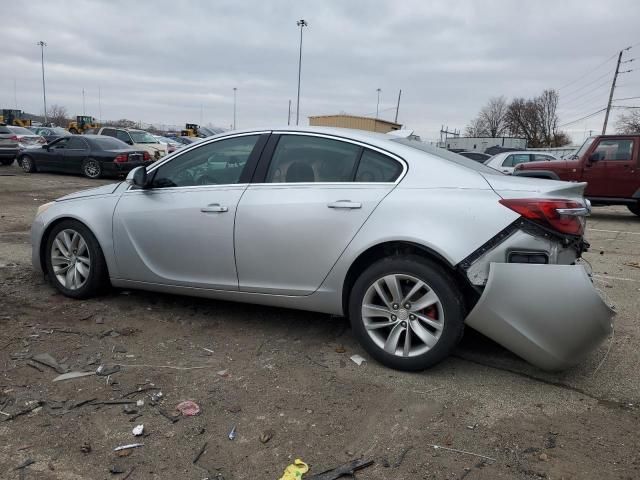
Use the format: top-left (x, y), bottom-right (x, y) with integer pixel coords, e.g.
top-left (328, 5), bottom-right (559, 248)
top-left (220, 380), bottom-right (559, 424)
top-left (513, 169), bottom-right (561, 180)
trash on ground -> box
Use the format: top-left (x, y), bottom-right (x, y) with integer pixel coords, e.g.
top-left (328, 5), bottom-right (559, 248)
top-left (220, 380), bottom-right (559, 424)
top-left (259, 429), bottom-right (274, 444)
top-left (428, 444), bottom-right (495, 462)
top-left (228, 425), bottom-right (237, 440)
top-left (176, 400), bottom-right (200, 416)
top-left (81, 441), bottom-right (92, 454)
top-left (306, 458), bottom-right (374, 480)
top-left (32, 353), bottom-right (66, 374)
top-left (350, 354), bottom-right (366, 366)
top-left (216, 369), bottom-right (229, 377)
top-left (278, 459), bottom-right (309, 480)
top-left (96, 364), bottom-right (121, 376)
top-left (132, 424), bottom-right (144, 436)
top-left (53, 371), bottom-right (95, 382)
top-left (202, 347), bottom-right (214, 354)
top-left (150, 391), bottom-right (163, 403)
top-left (136, 399), bottom-right (144, 407)
top-left (113, 443), bottom-right (144, 452)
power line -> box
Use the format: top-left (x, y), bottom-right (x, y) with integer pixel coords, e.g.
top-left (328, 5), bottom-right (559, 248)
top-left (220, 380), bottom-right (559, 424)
top-left (613, 96), bottom-right (640, 101)
top-left (559, 68), bottom-right (615, 99)
top-left (558, 108), bottom-right (606, 128)
top-left (559, 77), bottom-right (612, 107)
top-left (557, 52), bottom-right (618, 91)
top-left (559, 87), bottom-right (610, 114)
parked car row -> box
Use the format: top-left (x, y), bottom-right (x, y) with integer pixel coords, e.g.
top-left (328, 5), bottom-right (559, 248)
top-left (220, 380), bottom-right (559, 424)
top-left (0, 125), bottom-right (46, 164)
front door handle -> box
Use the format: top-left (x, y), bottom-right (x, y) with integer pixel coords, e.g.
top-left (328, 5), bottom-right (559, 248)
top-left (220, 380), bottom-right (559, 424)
top-left (328, 200), bottom-right (362, 209)
top-left (200, 203), bottom-right (228, 213)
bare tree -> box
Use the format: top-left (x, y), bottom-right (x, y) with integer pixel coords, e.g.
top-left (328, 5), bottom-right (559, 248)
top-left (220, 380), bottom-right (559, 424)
top-left (479, 96), bottom-right (508, 137)
top-left (464, 116), bottom-right (488, 137)
top-left (537, 89), bottom-right (560, 146)
top-left (47, 104), bottom-right (69, 127)
top-left (506, 97), bottom-right (542, 146)
top-left (616, 110), bottom-right (640, 134)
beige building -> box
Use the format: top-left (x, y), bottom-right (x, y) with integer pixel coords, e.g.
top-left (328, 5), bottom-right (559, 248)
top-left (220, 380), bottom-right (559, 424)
top-left (308, 114), bottom-right (402, 133)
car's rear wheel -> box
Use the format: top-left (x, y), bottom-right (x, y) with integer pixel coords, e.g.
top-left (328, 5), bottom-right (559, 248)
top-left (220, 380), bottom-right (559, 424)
top-left (627, 202), bottom-right (640, 217)
top-left (44, 220), bottom-right (108, 299)
top-left (349, 255), bottom-right (464, 371)
top-left (82, 159), bottom-right (102, 179)
top-left (20, 155), bottom-right (36, 173)
top-left (1, 158), bottom-right (14, 166)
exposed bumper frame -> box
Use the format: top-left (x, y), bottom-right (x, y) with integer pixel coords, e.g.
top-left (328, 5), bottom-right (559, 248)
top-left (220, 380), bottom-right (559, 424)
top-left (465, 263), bottom-right (614, 370)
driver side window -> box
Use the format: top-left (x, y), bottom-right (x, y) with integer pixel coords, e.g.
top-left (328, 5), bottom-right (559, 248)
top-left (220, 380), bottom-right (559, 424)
top-left (151, 135), bottom-right (260, 188)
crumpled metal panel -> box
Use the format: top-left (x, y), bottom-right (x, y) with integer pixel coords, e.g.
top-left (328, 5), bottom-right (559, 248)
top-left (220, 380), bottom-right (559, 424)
top-left (465, 263), bottom-right (614, 370)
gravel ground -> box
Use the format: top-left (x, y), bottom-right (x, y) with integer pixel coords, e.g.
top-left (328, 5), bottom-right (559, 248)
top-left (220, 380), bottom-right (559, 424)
top-left (0, 165), bottom-right (639, 480)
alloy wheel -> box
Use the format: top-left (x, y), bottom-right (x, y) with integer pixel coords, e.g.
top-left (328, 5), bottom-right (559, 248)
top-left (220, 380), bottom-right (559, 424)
top-left (84, 160), bottom-right (100, 178)
top-left (21, 157), bottom-right (32, 172)
top-left (361, 274), bottom-right (444, 357)
top-left (51, 229), bottom-right (91, 290)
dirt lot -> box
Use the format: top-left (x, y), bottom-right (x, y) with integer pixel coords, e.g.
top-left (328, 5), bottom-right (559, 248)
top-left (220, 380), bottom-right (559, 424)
top-left (1, 164), bottom-right (639, 480)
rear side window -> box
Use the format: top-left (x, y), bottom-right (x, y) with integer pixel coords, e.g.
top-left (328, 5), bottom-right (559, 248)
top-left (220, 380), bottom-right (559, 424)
top-left (91, 136), bottom-right (129, 150)
top-left (502, 154), bottom-right (530, 167)
top-left (67, 137), bottom-right (88, 150)
top-left (355, 149), bottom-right (402, 182)
top-left (592, 139), bottom-right (634, 161)
top-left (534, 154), bottom-right (554, 161)
top-left (116, 130), bottom-right (132, 144)
top-left (101, 128), bottom-right (116, 137)
top-left (266, 135), bottom-right (361, 183)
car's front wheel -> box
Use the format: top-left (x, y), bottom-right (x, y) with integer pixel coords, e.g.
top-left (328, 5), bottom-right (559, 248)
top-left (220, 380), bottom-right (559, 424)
top-left (44, 220), bottom-right (108, 299)
top-left (82, 159), bottom-right (102, 179)
top-left (19, 155), bottom-right (36, 173)
top-left (627, 202), bottom-right (640, 217)
top-left (349, 255), bottom-right (464, 371)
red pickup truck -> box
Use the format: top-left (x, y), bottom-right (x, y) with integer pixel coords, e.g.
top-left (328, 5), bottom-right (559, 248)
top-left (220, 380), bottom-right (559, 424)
top-left (515, 135), bottom-right (640, 216)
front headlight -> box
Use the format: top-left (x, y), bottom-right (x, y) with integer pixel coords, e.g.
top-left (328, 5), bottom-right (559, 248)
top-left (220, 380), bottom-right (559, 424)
top-left (36, 201), bottom-right (54, 217)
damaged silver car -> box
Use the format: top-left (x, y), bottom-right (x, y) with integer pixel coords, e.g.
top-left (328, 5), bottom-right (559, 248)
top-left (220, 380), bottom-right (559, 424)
top-left (31, 127), bottom-right (614, 371)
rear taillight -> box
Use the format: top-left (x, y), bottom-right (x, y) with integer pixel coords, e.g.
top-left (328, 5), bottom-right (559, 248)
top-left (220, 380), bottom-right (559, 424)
top-left (499, 198), bottom-right (588, 236)
top-left (9, 135), bottom-right (18, 141)
top-left (143, 151), bottom-right (151, 161)
top-left (114, 154), bottom-right (128, 163)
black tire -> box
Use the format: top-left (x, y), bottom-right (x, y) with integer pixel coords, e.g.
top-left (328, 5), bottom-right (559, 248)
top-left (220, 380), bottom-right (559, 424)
top-left (348, 255), bottom-right (465, 371)
top-left (82, 158), bottom-right (102, 179)
top-left (0, 158), bottom-right (14, 166)
top-left (628, 202), bottom-right (640, 217)
top-left (19, 155), bottom-right (36, 173)
top-left (44, 219), bottom-right (109, 299)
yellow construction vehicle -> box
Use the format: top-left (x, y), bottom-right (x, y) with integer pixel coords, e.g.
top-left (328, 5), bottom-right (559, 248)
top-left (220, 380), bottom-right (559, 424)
top-left (68, 116), bottom-right (100, 134)
top-left (0, 109), bottom-right (32, 127)
top-left (180, 123), bottom-right (199, 137)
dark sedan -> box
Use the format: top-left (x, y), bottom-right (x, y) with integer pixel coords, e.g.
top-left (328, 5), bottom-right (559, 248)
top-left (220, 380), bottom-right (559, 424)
top-left (29, 126), bottom-right (71, 143)
top-left (16, 135), bottom-right (153, 179)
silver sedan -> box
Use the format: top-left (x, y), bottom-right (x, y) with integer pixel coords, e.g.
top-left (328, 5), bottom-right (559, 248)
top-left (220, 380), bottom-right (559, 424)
top-left (31, 127), bottom-right (614, 371)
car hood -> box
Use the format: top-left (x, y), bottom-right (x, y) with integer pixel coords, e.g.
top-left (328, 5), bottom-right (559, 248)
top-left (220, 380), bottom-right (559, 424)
top-left (480, 172), bottom-right (586, 201)
top-left (518, 159), bottom-right (566, 170)
top-left (56, 183), bottom-right (121, 202)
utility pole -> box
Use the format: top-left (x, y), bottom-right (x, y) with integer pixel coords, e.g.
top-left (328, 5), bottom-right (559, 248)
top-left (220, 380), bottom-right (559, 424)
top-left (602, 46), bottom-right (633, 134)
top-left (233, 87), bottom-right (237, 130)
top-left (98, 87), bottom-right (102, 123)
top-left (82, 88), bottom-right (86, 115)
top-left (37, 41), bottom-right (47, 124)
top-left (13, 79), bottom-right (18, 109)
top-left (288, 99), bottom-right (292, 125)
top-left (295, 19), bottom-right (308, 126)
top-left (376, 88), bottom-right (381, 118)
top-left (394, 89), bottom-right (402, 123)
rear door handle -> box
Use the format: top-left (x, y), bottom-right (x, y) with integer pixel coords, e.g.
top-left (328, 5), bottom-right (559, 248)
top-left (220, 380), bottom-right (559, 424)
top-left (200, 203), bottom-right (228, 213)
top-left (328, 200), bottom-right (362, 209)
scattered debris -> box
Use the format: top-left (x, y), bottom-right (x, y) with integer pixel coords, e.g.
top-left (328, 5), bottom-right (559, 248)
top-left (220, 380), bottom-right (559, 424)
top-left (53, 371), bottom-right (95, 382)
top-left (193, 442), bottom-right (208, 464)
top-left (121, 386), bottom-right (160, 398)
top-left (350, 354), bottom-right (366, 366)
top-left (259, 429), bottom-right (274, 444)
top-left (81, 441), bottom-right (92, 454)
top-left (216, 369), bottom-right (229, 377)
top-left (176, 400), bottom-right (200, 416)
top-left (14, 458), bottom-right (35, 470)
top-left (132, 424), bottom-right (144, 436)
top-left (96, 364), bottom-right (121, 376)
top-left (109, 465), bottom-right (125, 474)
top-left (4, 400), bottom-right (43, 421)
top-left (278, 459), bottom-right (309, 480)
top-left (136, 399), bottom-right (144, 408)
top-left (32, 353), bottom-right (66, 374)
top-left (307, 458), bottom-right (374, 480)
top-left (26, 361), bottom-right (44, 372)
top-left (150, 391), bottom-right (164, 403)
top-left (228, 425), bottom-right (237, 441)
top-left (202, 347), bottom-right (214, 354)
top-left (428, 444), bottom-right (496, 462)
top-left (466, 423), bottom-right (479, 430)
top-left (113, 443), bottom-right (144, 452)
top-left (335, 345), bottom-right (346, 353)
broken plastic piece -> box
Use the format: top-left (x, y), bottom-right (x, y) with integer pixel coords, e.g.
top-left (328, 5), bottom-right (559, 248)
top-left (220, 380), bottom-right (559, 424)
top-left (113, 443), bottom-right (144, 452)
top-left (279, 459), bottom-right (309, 480)
top-left (350, 354), bottom-right (366, 366)
top-left (132, 425), bottom-right (144, 436)
top-left (52, 371), bottom-right (95, 382)
top-left (228, 425), bottom-right (237, 441)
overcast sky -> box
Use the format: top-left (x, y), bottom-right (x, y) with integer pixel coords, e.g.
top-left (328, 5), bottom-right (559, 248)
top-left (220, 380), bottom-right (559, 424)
top-left (3, 0), bottom-right (640, 142)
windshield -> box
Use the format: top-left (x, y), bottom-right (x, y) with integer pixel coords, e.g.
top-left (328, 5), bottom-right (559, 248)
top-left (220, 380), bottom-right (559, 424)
top-left (8, 126), bottom-right (35, 135)
top-left (573, 137), bottom-right (595, 159)
top-left (52, 127), bottom-right (71, 135)
top-left (391, 138), bottom-right (503, 175)
top-left (129, 131), bottom-right (158, 144)
top-left (91, 136), bottom-right (130, 150)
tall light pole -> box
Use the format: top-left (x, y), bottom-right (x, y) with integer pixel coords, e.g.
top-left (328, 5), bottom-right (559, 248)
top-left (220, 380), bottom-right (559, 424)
top-left (82, 88), bottom-right (86, 115)
top-left (233, 87), bottom-right (237, 130)
top-left (376, 88), bottom-right (381, 119)
top-left (37, 41), bottom-right (47, 124)
top-left (295, 19), bottom-right (308, 126)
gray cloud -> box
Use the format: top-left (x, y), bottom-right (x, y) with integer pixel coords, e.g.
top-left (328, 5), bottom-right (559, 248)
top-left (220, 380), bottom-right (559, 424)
top-left (3, 0), bottom-right (639, 141)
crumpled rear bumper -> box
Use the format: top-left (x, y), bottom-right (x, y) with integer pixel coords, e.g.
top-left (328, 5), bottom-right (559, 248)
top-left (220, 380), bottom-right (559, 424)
top-left (465, 263), bottom-right (614, 370)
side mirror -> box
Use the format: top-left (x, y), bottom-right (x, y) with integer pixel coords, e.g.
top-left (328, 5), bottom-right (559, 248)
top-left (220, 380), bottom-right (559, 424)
top-left (588, 152), bottom-right (601, 162)
top-left (126, 166), bottom-right (150, 188)
top-left (42, 144), bottom-right (49, 149)
top-left (126, 140), bottom-right (134, 146)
